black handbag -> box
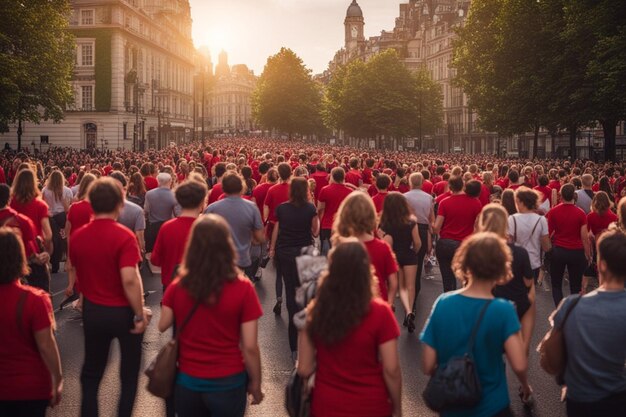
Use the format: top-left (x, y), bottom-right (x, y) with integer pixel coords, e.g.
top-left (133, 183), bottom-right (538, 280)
top-left (285, 368), bottom-right (311, 417)
top-left (422, 300), bottom-right (493, 412)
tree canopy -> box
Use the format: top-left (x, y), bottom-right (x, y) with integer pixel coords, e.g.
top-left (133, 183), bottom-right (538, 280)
top-left (252, 48), bottom-right (324, 137)
top-left (0, 0), bottom-right (75, 149)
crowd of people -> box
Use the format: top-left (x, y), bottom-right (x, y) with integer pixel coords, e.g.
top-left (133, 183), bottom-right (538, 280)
top-left (0, 137), bottom-right (625, 417)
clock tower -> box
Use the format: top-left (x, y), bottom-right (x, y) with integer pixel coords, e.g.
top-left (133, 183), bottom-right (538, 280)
top-left (344, 0), bottom-right (364, 53)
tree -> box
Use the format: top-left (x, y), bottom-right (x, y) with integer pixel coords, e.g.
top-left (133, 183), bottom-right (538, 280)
top-left (252, 48), bottom-right (324, 137)
top-left (0, 0), bottom-right (75, 150)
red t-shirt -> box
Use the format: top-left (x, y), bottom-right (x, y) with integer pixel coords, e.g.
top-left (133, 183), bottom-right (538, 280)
top-left (534, 185), bottom-right (552, 203)
top-left (151, 217), bottom-right (196, 287)
top-left (0, 281), bottom-right (54, 401)
top-left (398, 183), bottom-right (410, 194)
top-left (345, 169), bottom-right (362, 187)
top-left (364, 238), bottom-right (398, 302)
top-left (433, 181), bottom-right (447, 196)
top-left (479, 184), bottom-right (491, 206)
top-left (207, 183), bottom-right (224, 206)
top-left (311, 171), bottom-right (329, 201)
top-left (10, 197), bottom-right (49, 237)
top-left (70, 219), bottom-right (141, 306)
top-left (264, 183), bottom-right (290, 223)
top-left (318, 183), bottom-right (352, 230)
top-left (251, 182), bottom-right (272, 215)
top-left (371, 192), bottom-right (388, 214)
top-left (0, 208), bottom-right (38, 256)
top-left (546, 203), bottom-right (587, 250)
top-left (438, 194), bottom-right (482, 241)
top-left (362, 168), bottom-right (373, 185)
top-left (435, 190), bottom-right (452, 205)
top-left (496, 177), bottom-right (510, 189)
top-left (548, 180), bottom-right (562, 192)
top-left (162, 276), bottom-right (262, 378)
top-left (312, 299), bottom-right (400, 417)
top-left (367, 183), bottom-right (378, 197)
top-left (586, 210), bottom-right (618, 238)
top-left (422, 180), bottom-right (434, 195)
top-left (144, 176), bottom-right (158, 191)
top-left (67, 200), bottom-right (93, 236)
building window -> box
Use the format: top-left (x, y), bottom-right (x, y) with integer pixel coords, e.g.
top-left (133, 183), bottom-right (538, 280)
top-left (81, 44), bottom-right (93, 66)
top-left (81, 9), bottom-right (94, 25)
top-left (81, 85), bottom-right (93, 110)
top-left (123, 122), bottom-right (128, 140)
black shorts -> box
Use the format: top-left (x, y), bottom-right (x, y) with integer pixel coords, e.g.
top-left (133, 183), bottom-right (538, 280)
top-left (514, 298), bottom-right (531, 321)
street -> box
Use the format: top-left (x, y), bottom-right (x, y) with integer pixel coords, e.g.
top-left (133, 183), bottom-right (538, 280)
top-left (47, 261), bottom-right (568, 417)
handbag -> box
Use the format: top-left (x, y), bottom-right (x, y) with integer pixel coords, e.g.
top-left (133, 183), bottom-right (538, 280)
top-left (285, 368), bottom-right (312, 417)
top-left (145, 299), bottom-right (200, 399)
top-left (538, 295), bottom-right (581, 383)
top-left (422, 300), bottom-right (492, 412)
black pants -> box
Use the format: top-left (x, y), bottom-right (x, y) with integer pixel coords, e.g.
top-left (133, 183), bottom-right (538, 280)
top-left (435, 238), bottom-right (461, 293)
top-left (276, 246), bottom-right (303, 353)
top-left (0, 400), bottom-right (48, 417)
top-left (174, 383), bottom-right (246, 417)
top-left (145, 221), bottom-right (164, 253)
top-left (81, 299), bottom-right (143, 417)
top-left (320, 228), bottom-right (332, 256)
top-left (50, 212), bottom-right (67, 273)
top-left (566, 390), bottom-right (626, 417)
top-left (412, 224), bottom-right (430, 313)
top-left (550, 246), bottom-right (586, 306)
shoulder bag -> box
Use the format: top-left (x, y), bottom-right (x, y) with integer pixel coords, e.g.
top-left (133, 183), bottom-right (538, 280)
top-left (423, 300), bottom-right (492, 412)
top-left (538, 295), bottom-right (581, 383)
top-left (145, 299), bottom-right (200, 399)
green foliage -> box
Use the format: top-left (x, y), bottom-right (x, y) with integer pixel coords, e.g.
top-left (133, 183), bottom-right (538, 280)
top-left (73, 29), bottom-right (112, 111)
top-left (0, 0), bottom-right (75, 144)
top-left (323, 49), bottom-right (443, 140)
top-left (252, 48), bottom-right (324, 136)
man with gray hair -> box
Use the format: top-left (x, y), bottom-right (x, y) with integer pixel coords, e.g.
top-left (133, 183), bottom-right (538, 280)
top-left (144, 172), bottom-right (179, 253)
top-left (404, 172), bottom-right (434, 313)
top-left (575, 174), bottom-right (595, 214)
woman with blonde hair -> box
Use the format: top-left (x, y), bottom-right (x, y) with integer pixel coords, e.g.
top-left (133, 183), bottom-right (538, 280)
top-left (609, 197), bottom-right (626, 235)
top-left (333, 191), bottom-right (398, 307)
top-left (479, 204), bottom-right (535, 355)
top-left (42, 170), bottom-right (73, 274)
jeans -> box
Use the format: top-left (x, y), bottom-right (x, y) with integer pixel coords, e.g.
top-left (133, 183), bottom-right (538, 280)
top-left (50, 211), bottom-right (66, 273)
top-left (320, 228), bottom-right (332, 257)
top-left (275, 246), bottom-right (303, 353)
top-left (435, 238), bottom-right (461, 293)
top-left (412, 224), bottom-right (430, 313)
top-left (81, 299), bottom-right (144, 417)
top-left (0, 400), bottom-right (48, 417)
top-left (566, 390), bottom-right (626, 417)
top-left (550, 246), bottom-right (586, 306)
top-left (174, 383), bottom-right (246, 417)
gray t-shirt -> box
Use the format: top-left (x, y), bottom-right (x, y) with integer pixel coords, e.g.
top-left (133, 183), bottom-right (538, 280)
top-left (144, 187), bottom-right (179, 223)
top-left (575, 189), bottom-right (594, 214)
top-left (204, 196), bottom-right (263, 267)
top-left (118, 200), bottom-right (146, 232)
top-left (554, 291), bottom-right (626, 402)
top-left (508, 213), bottom-right (548, 270)
top-left (404, 189), bottom-right (433, 225)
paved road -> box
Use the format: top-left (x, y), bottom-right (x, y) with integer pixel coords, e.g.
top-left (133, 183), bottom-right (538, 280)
top-left (47, 261), bottom-right (568, 417)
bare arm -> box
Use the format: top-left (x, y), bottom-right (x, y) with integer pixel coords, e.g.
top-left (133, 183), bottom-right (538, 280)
top-left (411, 223), bottom-right (422, 253)
top-left (158, 305), bottom-right (174, 333)
top-left (387, 272), bottom-right (398, 307)
top-left (504, 331), bottom-right (530, 392)
top-left (135, 230), bottom-right (146, 254)
top-left (317, 201), bottom-right (326, 223)
top-left (581, 225), bottom-right (591, 262)
top-left (241, 320), bottom-right (263, 404)
top-left (41, 217), bottom-right (53, 253)
top-left (432, 215), bottom-right (444, 235)
top-left (311, 215), bottom-right (320, 238)
top-left (120, 266), bottom-right (147, 334)
top-left (297, 328), bottom-right (316, 378)
top-left (421, 343), bottom-right (437, 376)
top-left (252, 227), bottom-right (266, 245)
top-left (380, 339), bottom-right (402, 417)
top-left (34, 326), bottom-right (63, 406)
top-left (269, 221), bottom-right (279, 257)
top-left (263, 204), bottom-right (270, 223)
top-left (540, 234), bottom-right (552, 252)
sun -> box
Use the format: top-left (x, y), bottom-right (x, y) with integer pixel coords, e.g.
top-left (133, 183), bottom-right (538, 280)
top-left (193, 25), bottom-right (234, 59)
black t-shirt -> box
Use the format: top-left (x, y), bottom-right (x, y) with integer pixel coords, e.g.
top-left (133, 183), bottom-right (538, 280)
top-left (494, 243), bottom-right (533, 304)
top-left (276, 202), bottom-right (317, 249)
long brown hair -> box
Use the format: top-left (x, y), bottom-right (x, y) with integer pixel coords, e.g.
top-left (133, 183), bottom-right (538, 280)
top-left (77, 173), bottom-right (97, 201)
top-left (501, 189), bottom-right (517, 215)
top-left (307, 239), bottom-right (375, 345)
top-left (379, 192), bottom-right (411, 230)
top-left (11, 168), bottom-right (40, 205)
top-left (46, 170), bottom-right (65, 202)
top-left (179, 214), bottom-right (238, 304)
top-left (591, 191), bottom-right (611, 216)
top-left (289, 177), bottom-right (309, 207)
top-left (127, 172), bottom-right (146, 197)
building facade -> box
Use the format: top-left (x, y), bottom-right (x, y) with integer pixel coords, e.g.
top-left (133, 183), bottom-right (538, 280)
top-left (1, 0), bottom-right (195, 151)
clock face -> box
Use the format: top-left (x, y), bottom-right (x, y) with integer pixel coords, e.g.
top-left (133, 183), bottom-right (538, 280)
top-left (351, 25), bottom-right (358, 38)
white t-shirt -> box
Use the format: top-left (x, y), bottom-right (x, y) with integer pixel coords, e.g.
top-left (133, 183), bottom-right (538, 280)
top-left (508, 212), bottom-right (549, 270)
top-left (42, 186), bottom-right (73, 216)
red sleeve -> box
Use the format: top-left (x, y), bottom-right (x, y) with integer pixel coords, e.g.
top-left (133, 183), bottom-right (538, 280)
top-left (318, 187), bottom-right (327, 203)
top-left (264, 189), bottom-right (274, 207)
top-left (376, 302), bottom-right (400, 345)
top-left (240, 280), bottom-right (263, 323)
top-left (38, 200), bottom-right (49, 219)
top-left (162, 280), bottom-right (178, 309)
top-left (579, 209), bottom-right (588, 226)
top-left (118, 234), bottom-right (141, 269)
top-left (30, 292), bottom-right (54, 332)
top-left (438, 198), bottom-right (448, 218)
top-left (151, 231), bottom-right (163, 266)
top-left (546, 210), bottom-right (555, 235)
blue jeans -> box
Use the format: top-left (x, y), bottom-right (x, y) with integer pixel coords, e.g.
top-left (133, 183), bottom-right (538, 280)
top-left (174, 383), bottom-right (246, 417)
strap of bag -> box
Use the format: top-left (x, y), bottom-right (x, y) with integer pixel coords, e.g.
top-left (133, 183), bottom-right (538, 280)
top-left (465, 299), bottom-right (493, 356)
top-left (557, 295), bottom-right (581, 331)
top-left (16, 291), bottom-right (28, 337)
top-left (513, 217), bottom-right (517, 242)
top-left (173, 299), bottom-right (201, 341)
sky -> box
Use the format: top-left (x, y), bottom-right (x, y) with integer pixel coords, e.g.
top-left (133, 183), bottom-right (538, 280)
top-left (189, 0), bottom-right (400, 75)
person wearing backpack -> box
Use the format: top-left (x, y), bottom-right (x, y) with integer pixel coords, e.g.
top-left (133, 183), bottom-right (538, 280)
top-left (543, 230), bottom-right (626, 417)
top-left (420, 232), bottom-right (531, 417)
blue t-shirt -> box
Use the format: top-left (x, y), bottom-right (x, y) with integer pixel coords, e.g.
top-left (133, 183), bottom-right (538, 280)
top-left (554, 290), bottom-right (626, 402)
top-left (420, 293), bottom-right (521, 417)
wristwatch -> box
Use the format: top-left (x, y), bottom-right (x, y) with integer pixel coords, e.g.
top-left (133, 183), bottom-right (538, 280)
top-left (133, 314), bottom-right (144, 323)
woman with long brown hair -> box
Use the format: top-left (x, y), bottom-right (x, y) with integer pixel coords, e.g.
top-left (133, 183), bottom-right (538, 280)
top-left (158, 214), bottom-right (264, 417)
top-left (126, 172), bottom-right (147, 208)
top-left (269, 177), bottom-right (319, 357)
top-left (379, 192), bottom-right (421, 332)
top-left (42, 170), bottom-right (72, 274)
top-left (297, 239), bottom-right (402, 417)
